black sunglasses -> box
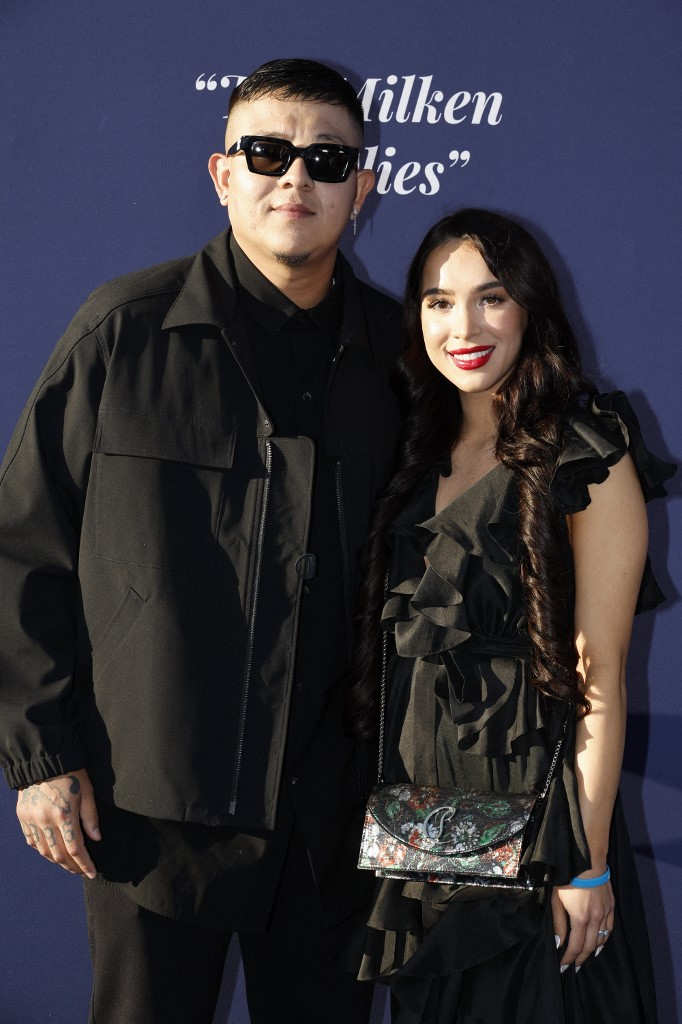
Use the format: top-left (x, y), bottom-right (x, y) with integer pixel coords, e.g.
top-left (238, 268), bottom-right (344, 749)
top-left (226, 135), bottom-right (360, 183)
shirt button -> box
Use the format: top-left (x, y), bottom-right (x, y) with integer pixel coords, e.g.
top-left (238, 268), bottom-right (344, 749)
top-left (291, 776), bottom-right (298, 785)
top-left (302, 392), bottom-right (312, 402)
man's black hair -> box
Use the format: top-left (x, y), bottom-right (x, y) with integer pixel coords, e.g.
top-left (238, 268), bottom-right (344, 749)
top-left (229, 58), bottom-right (365, 139)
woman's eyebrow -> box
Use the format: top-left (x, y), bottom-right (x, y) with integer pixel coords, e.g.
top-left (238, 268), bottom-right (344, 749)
top-left (421, 280), bottom-right (503, 300)
top-left (421, 287), bottom-right (451, 299)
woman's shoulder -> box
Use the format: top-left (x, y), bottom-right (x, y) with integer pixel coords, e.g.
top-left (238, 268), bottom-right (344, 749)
top-left (553, 390), bottom-right (675, 515)
top-left (556, 391), bottom-right (675, 615)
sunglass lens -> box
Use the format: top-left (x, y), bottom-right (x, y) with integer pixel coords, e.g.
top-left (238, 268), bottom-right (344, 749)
top-left (249, 140), bottom-right (289, 175)
top-left (307, 147), bottom-right (349, 182)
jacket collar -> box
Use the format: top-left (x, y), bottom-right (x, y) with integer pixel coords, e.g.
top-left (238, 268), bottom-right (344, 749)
top-left (162, 230), bottom-right (240, 332)
top-left (162, 229), bottom-right (371, 358)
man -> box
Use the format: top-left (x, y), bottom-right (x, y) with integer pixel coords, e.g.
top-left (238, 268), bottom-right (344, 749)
top-left (0, 59), bottom-right (401, 1023)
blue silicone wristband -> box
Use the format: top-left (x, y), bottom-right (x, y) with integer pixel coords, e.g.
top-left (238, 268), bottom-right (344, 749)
top-left (569, 865), bottom-right (611, 888)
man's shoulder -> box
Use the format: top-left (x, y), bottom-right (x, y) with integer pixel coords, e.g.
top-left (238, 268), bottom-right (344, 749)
top-left (353, 276), bottom-right (401, 318)
top-left (75, 252), bottom-right (196, 336)
top-left (342, 263), bottom-right (402, 356)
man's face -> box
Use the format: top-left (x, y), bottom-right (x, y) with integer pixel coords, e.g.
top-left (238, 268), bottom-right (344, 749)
top-left (209, 95), bottom-right (373, 280)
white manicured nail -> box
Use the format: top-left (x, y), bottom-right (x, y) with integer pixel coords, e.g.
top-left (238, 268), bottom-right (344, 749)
top-left (554, 934), bottom-right (561, 949)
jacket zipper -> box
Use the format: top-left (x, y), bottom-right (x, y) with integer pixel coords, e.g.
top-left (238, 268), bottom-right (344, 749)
top-left (327, 341), bottom-right (351, 653)
top-left (336, 457), bottom-right (368, 804)
top-left (222, 333), bottom-right (274, 433)
top-left (229, 439), bottom-right (272, 815)
top-left (328, 346), bottom-right (364, 799)
top-left (324, 342), bottom-right (345, 415)
top-left (335, 459), bottom-right (354, 662)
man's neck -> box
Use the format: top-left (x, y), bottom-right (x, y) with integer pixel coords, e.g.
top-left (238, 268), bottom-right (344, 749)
top-left (235, 240), bottom-right (336, 309)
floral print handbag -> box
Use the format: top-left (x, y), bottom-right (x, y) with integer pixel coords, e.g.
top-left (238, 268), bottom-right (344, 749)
top-left (358, 624), bottom-right (568, 889)
top-left (358, 782), bottom-right (540, 888)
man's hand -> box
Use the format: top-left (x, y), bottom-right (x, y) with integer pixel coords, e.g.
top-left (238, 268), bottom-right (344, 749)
top-left (16, 769), bottom-right (101, 878)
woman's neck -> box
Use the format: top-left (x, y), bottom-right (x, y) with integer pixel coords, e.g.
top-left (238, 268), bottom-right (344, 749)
top-left (434, 393), bottom-right (500, 512)
top-left (457, 391), bottom-right (497, 451)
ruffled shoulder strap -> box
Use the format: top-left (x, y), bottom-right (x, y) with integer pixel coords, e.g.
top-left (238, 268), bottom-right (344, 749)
top-left (552, 390), bottom-right (676, 612)
top-left (552, 390), bottom-right (675, 514)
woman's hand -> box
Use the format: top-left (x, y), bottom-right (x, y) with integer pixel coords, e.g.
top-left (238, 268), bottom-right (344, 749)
top-left (552, 878), bottom-right (615, 970)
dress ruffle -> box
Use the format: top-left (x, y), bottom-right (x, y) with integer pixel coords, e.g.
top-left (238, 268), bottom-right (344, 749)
top-left (553, 391), bottom-right (675, 514)
top-left (553, 391), bottom-right (675, 612)
top-left (383, 463), bottom-right (535, 757)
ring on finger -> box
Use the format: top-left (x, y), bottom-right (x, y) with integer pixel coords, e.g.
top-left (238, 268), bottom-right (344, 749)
top-left (597, 929), bottom-right (610, 938)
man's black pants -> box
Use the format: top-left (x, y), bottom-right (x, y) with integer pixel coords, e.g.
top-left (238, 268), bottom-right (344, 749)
top-left (83, 827), bottom-right (373, 1024)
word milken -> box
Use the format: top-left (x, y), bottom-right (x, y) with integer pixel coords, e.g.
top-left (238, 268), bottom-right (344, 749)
top-left (196, 73), bottom-right (503, 127)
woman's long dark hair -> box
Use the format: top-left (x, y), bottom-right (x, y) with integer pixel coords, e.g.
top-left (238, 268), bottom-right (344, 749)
top-left (348, 209), bottom-right (595, 740)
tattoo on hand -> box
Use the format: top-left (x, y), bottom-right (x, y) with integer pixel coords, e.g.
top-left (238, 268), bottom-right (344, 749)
top-left (19, 775), bottom-right (79, 834)
top-left (44, 826), bottom-right (56, 848)
top-left (21, 779), bottom-right (74, 817)
top-left (61, 820), bottom-right (76, 844)
top-left (45, 780), bottom-right (72, 814)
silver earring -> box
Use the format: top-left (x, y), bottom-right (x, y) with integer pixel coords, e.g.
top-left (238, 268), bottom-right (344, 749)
top-left (351, 207), bottom-right (358, 237)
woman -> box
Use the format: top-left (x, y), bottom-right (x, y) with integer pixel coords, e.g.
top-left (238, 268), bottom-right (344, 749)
top-left (348, 209), bottom-right (673, 1022)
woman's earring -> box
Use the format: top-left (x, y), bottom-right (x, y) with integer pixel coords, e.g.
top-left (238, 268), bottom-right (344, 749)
top-left (351, 207), bottom-right (358, 237)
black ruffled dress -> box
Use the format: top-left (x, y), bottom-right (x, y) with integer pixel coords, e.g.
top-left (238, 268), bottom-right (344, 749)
top-left (357, 393), bottom-right (673, 1024)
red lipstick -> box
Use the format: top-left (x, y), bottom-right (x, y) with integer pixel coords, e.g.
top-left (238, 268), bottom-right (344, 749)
top-left (447, 345), bottom-right (494, 370)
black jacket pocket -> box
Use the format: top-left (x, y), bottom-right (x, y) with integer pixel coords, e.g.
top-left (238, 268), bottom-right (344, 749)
top-left (92, 409), bottom-right (235, 572)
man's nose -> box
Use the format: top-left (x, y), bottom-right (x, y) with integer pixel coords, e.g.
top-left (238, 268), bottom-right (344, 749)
top-left (278, 154), bottom-right (314, 187)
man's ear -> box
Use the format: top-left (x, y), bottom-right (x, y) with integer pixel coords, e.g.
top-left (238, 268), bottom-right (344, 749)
top-left (208, 153), bottom-right (230, 206)
top-left (353, 168), bottom-right (375, 214)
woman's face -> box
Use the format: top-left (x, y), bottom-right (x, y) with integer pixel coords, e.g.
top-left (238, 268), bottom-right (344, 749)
top-left (420, 240), bottom-right (528, 398)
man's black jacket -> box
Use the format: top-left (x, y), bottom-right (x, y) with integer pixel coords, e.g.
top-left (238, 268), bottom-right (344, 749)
top-left (0, 231), bottom-right (402, 833)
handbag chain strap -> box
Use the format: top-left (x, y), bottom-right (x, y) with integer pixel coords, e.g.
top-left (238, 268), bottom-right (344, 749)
top-left (377, 628), bottom-right (389, 783)
top-left (376, 592), bottom-right (570, 792)
top-left (538, 712), bottom-right (569, 799)
top-left (376, 566), bottom-right (391, 783)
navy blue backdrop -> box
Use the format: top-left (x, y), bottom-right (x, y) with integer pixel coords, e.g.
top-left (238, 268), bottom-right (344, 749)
top-left (1, 1), bottom-right (680, 1021)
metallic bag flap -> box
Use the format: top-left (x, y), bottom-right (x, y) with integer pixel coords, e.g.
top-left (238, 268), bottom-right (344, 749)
top-left (367, 783), bottom-right (535, 856)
